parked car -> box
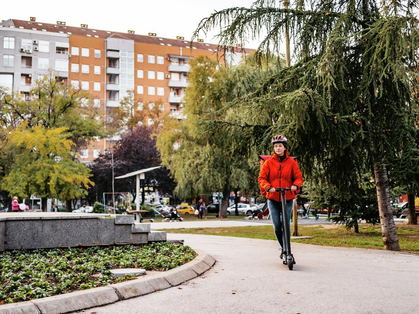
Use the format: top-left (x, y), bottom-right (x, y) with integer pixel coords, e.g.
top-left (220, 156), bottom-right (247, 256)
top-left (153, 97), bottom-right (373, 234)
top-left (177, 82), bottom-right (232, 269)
top-left (393, 202), bottom-right (408, 217)
top-left (206, 203), bottom-right (220, 214)
top-left (227, 203), bottom-right (254, 215)
top-left (154, 205), bottom-right (171, 218)
top-left (72, 205), bottom-right (94, 213)
top-left (176, 203), bottom-right (195, 215)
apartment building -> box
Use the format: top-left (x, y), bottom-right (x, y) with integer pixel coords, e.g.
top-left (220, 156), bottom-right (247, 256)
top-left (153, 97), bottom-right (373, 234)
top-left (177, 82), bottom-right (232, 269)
top-left (0, 18), bottom-right (251, 162)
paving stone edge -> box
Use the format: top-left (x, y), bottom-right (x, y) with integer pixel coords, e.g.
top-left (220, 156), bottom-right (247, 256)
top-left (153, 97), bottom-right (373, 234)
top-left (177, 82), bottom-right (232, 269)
top-left (0, 249), bottom-right (216, 314)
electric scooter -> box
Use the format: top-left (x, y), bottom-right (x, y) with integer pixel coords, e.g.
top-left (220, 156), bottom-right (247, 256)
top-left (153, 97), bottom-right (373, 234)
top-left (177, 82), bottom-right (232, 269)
top-left (276, 187), bottom-right (296, 270)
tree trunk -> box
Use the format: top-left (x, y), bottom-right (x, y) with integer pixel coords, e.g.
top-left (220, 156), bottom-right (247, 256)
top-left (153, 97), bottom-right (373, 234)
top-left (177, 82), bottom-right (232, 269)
top-left (220, 185), bottom-right (230, 219)
top-left (292, 200), bottom-right (298, 236)
top-left (354, 220), bottom-right (359, 233)
top-left (234, 188), bottom-right (239, 216)
top-left (373, 163), bottom-right (400, 250)
top-left (407, 193), bottom-right (417, 225)
top-left (65, 199), bottom-right (72, 212)
top-left (41, 197), bottom-right (48, 212)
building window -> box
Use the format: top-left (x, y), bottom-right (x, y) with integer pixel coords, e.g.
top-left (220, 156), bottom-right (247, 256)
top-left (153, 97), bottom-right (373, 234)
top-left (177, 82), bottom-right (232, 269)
top-left (157, 72), bottom-right (164, 80)
top-left (148, 55), bottom-right (155, 64)
top-left (21, 56), bottom-right (32, 68)
top-left (71, 80), bottom-right (79, 89)
top-left (148, 86), bottom-right (155, 95)
top-left (81, 48), bottom-right (89, 57)
top-left (3, 37), bottom-right (15, 49)
top-left (38, 58), bottom-right (49, 69)
top-left (157, 87), bottom-right (164, 96)
top-left (93, 149), bottom-right (101, 159)
top-left (80, 98), bottom-right (89, 107)
top-left (71, 47), bottom-right (79, 56)
top-left (93, 98), bottom-right (101, 107)
top-left (81, 64), bottom-right (89, 73)
top-left (137, 70), bottom-right (143, 79)
top-left (94, 65), bottom-right (101, 75)
top-left (2, 55), bottom-right (14, 67)
top-left (94, 49), bottom-right (101, 58)
top-left (148, 71), bottom-right (155, 80)
top-left (21, 39), bottom-right (33, 53)
top-left (71, 63), bottom-right (79, 73)
top-left (0, 74), bottom-right (13, 90)
top-left (137, 85), bottom-right (144, 94)
top-left (94, 82), bottom-right (101, 91)
top-left (80, 149), bottom-right (88, 159)
top-left (55, 60), bottom-right (68, 72)
top-left (157, 56), bottom-right (164, 64)
top-left (137, 102), bottom-right (143, 110)
top-left (172, 73), bottom-right (180, 81)
top-left (56, 43), bottom-right (69, 54)
top-left (81, 81), bottom-right (89, 90)
top-left (39, 40), bottom-right (49, 53)
top-left (137, 54), bottom-right (143, 62)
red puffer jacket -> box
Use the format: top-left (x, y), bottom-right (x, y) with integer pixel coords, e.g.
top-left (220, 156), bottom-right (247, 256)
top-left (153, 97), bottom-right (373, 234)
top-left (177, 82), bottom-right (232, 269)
top-left (258, 151), bottom-right (304, 202)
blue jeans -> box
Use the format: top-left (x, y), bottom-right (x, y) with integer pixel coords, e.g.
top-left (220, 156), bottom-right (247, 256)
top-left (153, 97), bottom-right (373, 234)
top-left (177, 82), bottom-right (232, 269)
top-left (268, 199), bottom-right (293, 253)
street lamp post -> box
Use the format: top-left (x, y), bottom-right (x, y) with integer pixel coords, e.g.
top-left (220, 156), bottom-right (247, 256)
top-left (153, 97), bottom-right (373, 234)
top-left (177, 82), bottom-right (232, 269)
top-left (136, 172), bottom-right (145, 210)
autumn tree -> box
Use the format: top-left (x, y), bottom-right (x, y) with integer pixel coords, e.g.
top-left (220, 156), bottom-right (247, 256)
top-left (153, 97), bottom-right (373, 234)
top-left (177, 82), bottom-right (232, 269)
top-left (2, 124), bottom-right (94, 211)
top-left (0, 74), bottom-right (103, 209)
top-left (89, 126), bottom-right (174, 204)
top-left (193, 0), bottom-right (419, 249)
top-left (157, 55), bottom-right (281, 217)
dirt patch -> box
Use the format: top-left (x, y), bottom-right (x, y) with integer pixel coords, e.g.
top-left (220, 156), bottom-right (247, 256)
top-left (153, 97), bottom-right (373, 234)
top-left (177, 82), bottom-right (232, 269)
top-left (396, 222), bottom-right (419, 229)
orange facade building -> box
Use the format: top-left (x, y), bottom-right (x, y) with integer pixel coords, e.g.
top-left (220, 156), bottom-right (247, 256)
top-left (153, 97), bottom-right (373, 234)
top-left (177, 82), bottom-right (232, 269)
top-left (0, 18), bottom-right (252, 162)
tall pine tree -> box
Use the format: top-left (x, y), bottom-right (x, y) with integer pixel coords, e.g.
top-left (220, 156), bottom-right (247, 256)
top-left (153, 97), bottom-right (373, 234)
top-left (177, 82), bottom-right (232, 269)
top-left (193, 0), bottom-right (419, 250)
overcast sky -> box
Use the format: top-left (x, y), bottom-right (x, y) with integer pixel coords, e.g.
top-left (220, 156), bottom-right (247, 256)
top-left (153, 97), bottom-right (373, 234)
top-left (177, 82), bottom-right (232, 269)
top-left (3, 0), bottom-right (263, 48)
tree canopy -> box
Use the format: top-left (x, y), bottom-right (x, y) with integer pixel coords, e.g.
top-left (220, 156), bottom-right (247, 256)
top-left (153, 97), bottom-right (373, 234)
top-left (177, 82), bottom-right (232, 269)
top-left (2, 124), bottom-right (94, 211)
top-left (89, 125), bottom-right (174, 205)
top-left (157, 54), bottom-right (282, 217)
top-left (0, 74), bottom-right (103, 209)
top-left (192, 0), bottom-right (419, 249)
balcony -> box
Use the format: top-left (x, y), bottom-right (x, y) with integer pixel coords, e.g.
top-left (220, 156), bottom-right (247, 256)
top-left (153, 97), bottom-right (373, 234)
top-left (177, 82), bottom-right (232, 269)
top-left (19, 85), bottom-right (31, 93)
top-left (106, 83), bottom-right (119, 91)
top-left (106, 100), bottom-right (120, 107)
top-left (168, 80), bottom-right (188, 88)
top-left (107, 51), bottom-right (120, 58)
top-left (169, 110), bottom-right (186, 120)
top-left (168, 95), bottom-right (183, 103)
top-left (106, 67), bottom-right (119, 74)
top-left (168, 64), bottom-right (190, 72)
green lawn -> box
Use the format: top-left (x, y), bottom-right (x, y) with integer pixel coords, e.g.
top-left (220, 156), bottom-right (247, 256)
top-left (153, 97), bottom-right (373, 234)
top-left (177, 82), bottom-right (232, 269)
top-left (163, 224), bottom-right (419, 254)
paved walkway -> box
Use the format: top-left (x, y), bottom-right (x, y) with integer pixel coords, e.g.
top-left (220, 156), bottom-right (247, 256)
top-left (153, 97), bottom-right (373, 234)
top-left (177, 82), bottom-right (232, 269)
top-left (150, 216), bottom-right (335, 229)
top-left (80, 223), bottom-right (419, 314)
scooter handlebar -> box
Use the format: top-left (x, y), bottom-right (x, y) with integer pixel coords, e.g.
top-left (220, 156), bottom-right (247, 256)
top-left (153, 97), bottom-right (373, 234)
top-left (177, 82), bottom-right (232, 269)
top-left (275, 187), bottom-right (292, 192)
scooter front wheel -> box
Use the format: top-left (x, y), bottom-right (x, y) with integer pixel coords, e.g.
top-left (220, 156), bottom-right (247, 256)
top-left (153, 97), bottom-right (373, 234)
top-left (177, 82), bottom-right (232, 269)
top-left (288, 261), bottom-right (293, 270)
top-left (287, 255), bottom-right (295, 270)
top-left (287, 259), bottom-right (293, 270)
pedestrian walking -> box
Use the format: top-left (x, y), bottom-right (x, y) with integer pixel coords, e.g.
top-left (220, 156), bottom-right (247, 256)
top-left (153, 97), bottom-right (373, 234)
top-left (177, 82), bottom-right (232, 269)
top-left (11, 196), bottom-right (20, 212)
top-left (197, 198), bottom-right (206, 219)
top-left (258, 135), bottom-right (304, 261)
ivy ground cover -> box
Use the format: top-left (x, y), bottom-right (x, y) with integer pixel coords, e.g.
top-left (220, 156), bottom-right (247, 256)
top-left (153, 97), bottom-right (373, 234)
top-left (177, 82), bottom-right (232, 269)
top-left (0, 242), bottom-right (196, 304)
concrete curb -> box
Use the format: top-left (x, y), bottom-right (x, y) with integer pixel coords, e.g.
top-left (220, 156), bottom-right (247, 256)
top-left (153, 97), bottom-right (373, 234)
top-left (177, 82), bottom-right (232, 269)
top-left (0, 249), bottom-right (216, 314)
